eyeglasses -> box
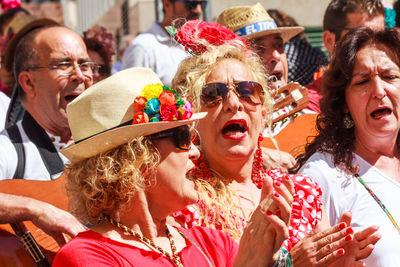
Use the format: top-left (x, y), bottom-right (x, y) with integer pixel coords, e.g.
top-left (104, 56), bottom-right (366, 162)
top-left (27, 61), bottom-right (99, 77)
top-left (175, 0), bottom-right (207, 11)
top-left (201, 81), bottom-right (264, 107)
top-left (149, 125), bottom-right (192, 151)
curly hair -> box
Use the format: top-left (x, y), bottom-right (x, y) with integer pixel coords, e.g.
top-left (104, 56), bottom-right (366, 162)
top-left (292, 27), bottom-right (400, 174)
top-left (172, 33), bottom-right (272, 240)
top-left (66, 136), bottom-right (160, 225)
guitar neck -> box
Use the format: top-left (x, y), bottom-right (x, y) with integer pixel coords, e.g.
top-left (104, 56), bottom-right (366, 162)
top-left (10, 222), bottom-right (51, 267)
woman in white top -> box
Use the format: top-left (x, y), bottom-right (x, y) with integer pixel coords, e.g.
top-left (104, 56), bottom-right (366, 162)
top-left (294, 27), bottom-right (400, 266)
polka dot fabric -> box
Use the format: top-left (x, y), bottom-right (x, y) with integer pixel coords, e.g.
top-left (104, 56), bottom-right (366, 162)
top-left (173, 168), bottom-right (323, 251)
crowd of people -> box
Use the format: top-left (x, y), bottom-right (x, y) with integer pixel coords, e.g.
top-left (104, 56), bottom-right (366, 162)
top-left (0, 0), bottom-right (399, 266)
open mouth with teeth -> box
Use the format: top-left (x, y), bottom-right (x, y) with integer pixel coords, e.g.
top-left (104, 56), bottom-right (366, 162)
top-left (64, 94), bottom-right (79, 104)
top-left (371, 107), bottom-right (392, 119)
top-left (269, 72), bottom-right (282, 82)
top-left (221, 119), bottom-right (248, 140)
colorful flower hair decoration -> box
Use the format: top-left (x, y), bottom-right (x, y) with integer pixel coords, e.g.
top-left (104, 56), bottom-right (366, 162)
top-left (132, 83), bottom-right (194, 124)
top-left (166, 20), bottom-right (249, 54)
top-left (1, 0), bottom-right (21, 11)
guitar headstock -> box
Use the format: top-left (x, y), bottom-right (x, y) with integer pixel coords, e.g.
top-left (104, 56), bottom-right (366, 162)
top-left (270, 82), bottom-right (309, 124)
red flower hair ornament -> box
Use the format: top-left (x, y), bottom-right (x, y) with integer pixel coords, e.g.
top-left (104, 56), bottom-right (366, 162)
top-left (1, 0), bottom-right (21, 11)
top-left (166, 20), bottom-right (249, 54)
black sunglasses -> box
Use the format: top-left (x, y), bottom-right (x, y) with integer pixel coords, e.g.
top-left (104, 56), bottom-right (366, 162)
top-left (201, 81), bottom-right (264, 107)
top-left (149, 125), bottom-right (191, 151)
top-left (176, 0), bottom-right (207, 11)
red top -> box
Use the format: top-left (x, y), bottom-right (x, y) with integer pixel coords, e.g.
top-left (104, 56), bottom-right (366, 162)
top-left (53, 226), bottom-right (238, 267)
top-left (305, 71), bottom-right (324, 113)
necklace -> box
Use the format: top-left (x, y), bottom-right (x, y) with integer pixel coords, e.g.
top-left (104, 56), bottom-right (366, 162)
top-left (105, 216), bottom-right (184, 266)
top-left (189, 143), bottom-right (266, 189)
top-left (355, 173), bottom-right (400, 235)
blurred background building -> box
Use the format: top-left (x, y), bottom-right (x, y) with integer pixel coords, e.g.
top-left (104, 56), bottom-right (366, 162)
top-left (3, 0), bottom-right (397, 57)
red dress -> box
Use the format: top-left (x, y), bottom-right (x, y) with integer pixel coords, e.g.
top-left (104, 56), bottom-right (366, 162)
top-left (173, 168), bottom-right (323, 251)
top-left (53, 227), bottom-right (238, 267)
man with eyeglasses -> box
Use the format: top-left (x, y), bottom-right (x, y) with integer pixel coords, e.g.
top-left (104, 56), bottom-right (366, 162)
top-left (0, 25), bottom-right (92, 246)
top-left (121, 0), bottom-right (207, 86)
top-left (306, 0), bottom-right (385, 112)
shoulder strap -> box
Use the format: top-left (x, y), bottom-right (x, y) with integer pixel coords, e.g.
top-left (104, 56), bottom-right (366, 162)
top-left (5, 124), bottom-right (26, 179)
top-left (22, 112), bottom-right (64, 179)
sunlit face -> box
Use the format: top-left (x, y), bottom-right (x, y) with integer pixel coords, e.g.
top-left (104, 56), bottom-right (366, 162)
top-left (346, 44), bottom-right (400, 144)
top-left (197, 58), bottom-right (267, 172)
top-left (340, 13), bottom-right (385, 39)
top-left (25, 27), bottom-right (92, 137)
top-left (252, 34), bottom-right (288, 89)
top-left (147, 137), bottom-right (200, 211)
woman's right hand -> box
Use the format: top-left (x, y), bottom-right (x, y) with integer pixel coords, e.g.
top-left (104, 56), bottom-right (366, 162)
top-left (233, 175), bottom-right (294, 267)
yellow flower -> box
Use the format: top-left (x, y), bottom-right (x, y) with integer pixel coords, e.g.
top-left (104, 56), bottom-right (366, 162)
top-left (140, 83), bottom-right (163, 100)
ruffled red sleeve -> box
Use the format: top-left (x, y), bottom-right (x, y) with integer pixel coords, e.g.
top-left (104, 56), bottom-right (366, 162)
top-left (267, 169), bottom-right (323, 251)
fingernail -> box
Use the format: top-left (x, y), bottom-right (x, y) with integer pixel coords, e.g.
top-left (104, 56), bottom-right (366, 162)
top-left (337, 248), bottom-right (344, 255)
top-left (274, 192), bottom-right (280, 198)
top-left (339, 222), bottom-right (346, 229)
top-left (345, 234), bottom-right (353, 241)
top-left (346, 227), bottom-right (354, 234)
top-left (266, 210), bottom-right (272, 216)
top-left (275, 181), bottom-right (281, 187)
top-left (285, 175), bottom-right (290, 181)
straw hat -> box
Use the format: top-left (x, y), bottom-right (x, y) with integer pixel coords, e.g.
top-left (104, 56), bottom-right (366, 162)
top-left (217, 3), bottom-right (304, 42)
top-left (61, 67), bottom-right (206, 163)
top-left (2, 12), bottom-right (57, 72)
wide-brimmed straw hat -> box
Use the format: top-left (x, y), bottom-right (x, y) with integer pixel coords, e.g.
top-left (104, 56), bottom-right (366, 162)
top-left (61, 67), bottom-right (206, 163)
top-left (217, 3), bottom-right (304, 43)
top-left (2, 12), bottom-right (58, 72)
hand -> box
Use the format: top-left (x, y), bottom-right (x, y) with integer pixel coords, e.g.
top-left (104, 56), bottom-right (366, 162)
top-left (291, 214), bottom-right (354, 267)
top-left (261, 147), bottom-right (296, 172)
top-left (30, 200), bottom-right (85, 246)
top-left (330, 212), bottom-right (381, 267)
top-left (234, 178), bottom-right (294, 267)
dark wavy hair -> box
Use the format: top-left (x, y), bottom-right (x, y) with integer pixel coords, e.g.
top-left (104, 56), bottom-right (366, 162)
top-left (292, 27), bottom-right (400, 174)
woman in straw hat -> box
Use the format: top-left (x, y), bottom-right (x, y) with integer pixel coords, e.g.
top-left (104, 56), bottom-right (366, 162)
top-left (53, 67), bottom-right (293, 266)
top-left (171, 19), bottom-right (379, 266)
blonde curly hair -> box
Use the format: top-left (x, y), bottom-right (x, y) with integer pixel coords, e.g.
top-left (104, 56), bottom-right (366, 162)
top-left (66, 136), bottom-right (160, 225)
top-left (172, 39), bottom-right (272, 240)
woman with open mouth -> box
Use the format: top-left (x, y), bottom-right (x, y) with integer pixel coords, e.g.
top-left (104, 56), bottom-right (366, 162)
top-left (293, 27), bottom-right (400, 266)
top-left (171, 20), bottom-right (380, 266)
top-left (53, 67), bottom-right (294, 266)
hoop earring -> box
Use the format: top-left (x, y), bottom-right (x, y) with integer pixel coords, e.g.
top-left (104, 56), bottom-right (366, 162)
top-left (343, 113), bottom-right (354, 129)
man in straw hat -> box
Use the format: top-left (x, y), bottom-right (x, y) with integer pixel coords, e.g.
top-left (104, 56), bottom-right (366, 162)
top-left (306, 0), bottom-right (385, 113)
top-left (217, 2), bottom-right (303, 90)
top-left (0, 24), bottom-right (98, 244)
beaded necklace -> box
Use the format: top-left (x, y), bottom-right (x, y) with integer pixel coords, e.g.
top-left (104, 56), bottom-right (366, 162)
top-left (189, 143), bottom-right (266, 189)
top-left (355, 173), bottom-right (400, 235)
top-left (105, 216), bottom-right (184, 266)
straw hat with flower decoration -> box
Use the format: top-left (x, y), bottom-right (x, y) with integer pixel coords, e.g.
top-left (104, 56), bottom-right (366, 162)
top-left (61, 67), bottom-right (206, 163)
top-left (217, 2), bottom-right (303, 43)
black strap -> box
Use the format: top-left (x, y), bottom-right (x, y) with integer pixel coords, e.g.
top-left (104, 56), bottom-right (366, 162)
top-left (21, 112), bottom-right (64, 179)
top-left (6, 124), bottom-right (26, 179)
top-left (5, 83), bottom-right (25, 128)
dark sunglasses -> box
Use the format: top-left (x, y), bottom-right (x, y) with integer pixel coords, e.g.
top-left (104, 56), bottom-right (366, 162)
top-left (149, 125), bottom-right (191, 151)
top-left (176, 0), bottom-right (207, 11)
top-left (201, 81), bottom-right (264, 107)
